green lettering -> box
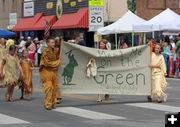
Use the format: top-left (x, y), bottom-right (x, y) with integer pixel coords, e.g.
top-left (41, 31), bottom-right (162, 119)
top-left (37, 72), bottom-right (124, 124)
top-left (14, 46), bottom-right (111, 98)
top-left (130, 48), bottom-right (138, 56)
top-left (98, 50), bottom-right (106, 57)
top-left (127, 58), bottom-right (133, 67)
top-left (126, 73), bottom-right (134, 85)
top-left (136, 73), bottom-right (145, 85)
top-left (135, 60), bottom-right (140, 67)
top-left (116, 74), bottom-right (123, 85)
top-left (105, 74), bottom-right (114, 84)
top-left (138, 50), bottom-right (142, 55)
top-left (94, 75), bottom-right (104, 84)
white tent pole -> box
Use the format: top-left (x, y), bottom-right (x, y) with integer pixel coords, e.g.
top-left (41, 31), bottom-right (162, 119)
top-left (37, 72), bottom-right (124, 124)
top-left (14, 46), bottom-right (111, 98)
top-left (132, 32), bottom-right (134, 47)
top-left (115, 33), bottom-right (118, 50)
top-left (152, 31), bottom-right (155, 39)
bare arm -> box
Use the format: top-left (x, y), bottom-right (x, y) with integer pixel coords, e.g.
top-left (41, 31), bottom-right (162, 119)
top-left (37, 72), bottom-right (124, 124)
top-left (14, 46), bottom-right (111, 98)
top-left (17, 59), bottom-right (24, 79)
top-left (149, 64), bottom-right (160, 69)
top-left (30, 60), bottom-right (34, 70)
top-left (0, 59), bottom-right (5, 78)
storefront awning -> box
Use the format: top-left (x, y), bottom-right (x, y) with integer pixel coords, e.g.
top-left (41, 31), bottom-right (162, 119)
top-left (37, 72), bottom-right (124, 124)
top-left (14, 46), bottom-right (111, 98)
top-left (33, 15), bottom-right (56, 30)
top-left (12, 13), bottom-right (43, 31)
top-left (52, 8), bottom-right (88, 29)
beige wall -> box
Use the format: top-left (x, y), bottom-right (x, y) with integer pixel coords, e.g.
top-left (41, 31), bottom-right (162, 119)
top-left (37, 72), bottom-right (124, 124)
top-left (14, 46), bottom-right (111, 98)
top-left (0, 0), bottom-right (23, 30)
top-left (104, 0), bottom-right (128, 22)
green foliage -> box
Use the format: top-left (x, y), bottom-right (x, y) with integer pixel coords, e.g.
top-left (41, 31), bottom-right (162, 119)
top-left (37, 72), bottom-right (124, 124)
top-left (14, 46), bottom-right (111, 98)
top-left (127, 0), bottom-right (136, 13)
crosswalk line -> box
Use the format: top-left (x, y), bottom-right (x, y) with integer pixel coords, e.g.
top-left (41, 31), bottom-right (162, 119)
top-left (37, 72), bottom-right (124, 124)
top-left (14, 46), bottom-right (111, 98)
top-left (125, 103), bottom-right (180, 112)
top-left (54, 107), bottom-right (126, 120)
top-left (0, 113), bottom-right (29, 124)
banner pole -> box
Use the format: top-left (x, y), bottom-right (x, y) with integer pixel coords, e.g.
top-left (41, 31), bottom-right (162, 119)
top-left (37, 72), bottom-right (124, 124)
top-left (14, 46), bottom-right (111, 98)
top-left (115, 33), bottom-right (117, 50)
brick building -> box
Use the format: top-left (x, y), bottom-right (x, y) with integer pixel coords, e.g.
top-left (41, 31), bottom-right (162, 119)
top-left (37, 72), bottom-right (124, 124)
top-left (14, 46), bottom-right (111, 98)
top-left (136, 0), bottom-right (180, 20)
top-left (0, 0), bottom-right (23, 30)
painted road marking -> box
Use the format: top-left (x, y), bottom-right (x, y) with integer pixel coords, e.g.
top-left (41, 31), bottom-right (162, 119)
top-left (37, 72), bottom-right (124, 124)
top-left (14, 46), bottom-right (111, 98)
top-left (0, 113), bottom-right (29, 124)
top-left (54, 107), bottom-right (125, 120)
top-left (125, 103), bottom-right (180, 112)
top-left (33, 88), bottom-right (119, 103)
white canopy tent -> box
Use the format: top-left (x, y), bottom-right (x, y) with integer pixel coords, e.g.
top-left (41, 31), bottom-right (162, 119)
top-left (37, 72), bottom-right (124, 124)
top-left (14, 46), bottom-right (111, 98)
top-left (133, 8), bottom-right (180, 34)
top-left (97, 10), bottom-right (147, 48)
top-left (97, 10), bottom-right (146, 34)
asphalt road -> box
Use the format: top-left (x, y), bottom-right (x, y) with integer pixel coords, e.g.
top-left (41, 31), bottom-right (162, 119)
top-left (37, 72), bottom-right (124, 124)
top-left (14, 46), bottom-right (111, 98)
top-left (0, 68), bottom-right (179, 127)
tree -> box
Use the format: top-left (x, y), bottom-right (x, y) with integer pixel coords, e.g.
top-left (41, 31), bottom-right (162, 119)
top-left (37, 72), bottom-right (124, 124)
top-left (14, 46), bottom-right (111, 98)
top-left (127, 0), bottom-right (136, 13)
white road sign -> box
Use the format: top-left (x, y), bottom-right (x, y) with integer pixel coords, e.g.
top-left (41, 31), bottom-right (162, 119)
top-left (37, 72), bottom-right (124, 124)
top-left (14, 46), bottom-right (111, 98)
top-left (89, 0), bottom-right (104, 31)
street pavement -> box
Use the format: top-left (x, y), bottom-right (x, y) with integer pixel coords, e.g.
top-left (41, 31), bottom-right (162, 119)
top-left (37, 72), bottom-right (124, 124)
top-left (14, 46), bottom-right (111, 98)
top-left (0, 68), bottom-right (179, 127)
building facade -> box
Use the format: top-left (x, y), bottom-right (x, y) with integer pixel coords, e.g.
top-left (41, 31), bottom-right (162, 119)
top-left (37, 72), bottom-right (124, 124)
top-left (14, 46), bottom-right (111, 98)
top-left (104, 0), bottom-right (128, 22)
top-left (136, 0), bottom-right (180, 20)
top-left (0, 0), bottom-right (23, 30)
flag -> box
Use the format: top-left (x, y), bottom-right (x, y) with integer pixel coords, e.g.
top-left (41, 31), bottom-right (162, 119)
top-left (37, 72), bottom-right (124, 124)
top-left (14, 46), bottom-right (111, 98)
top-left (44, 21), bottom-right (51, 39)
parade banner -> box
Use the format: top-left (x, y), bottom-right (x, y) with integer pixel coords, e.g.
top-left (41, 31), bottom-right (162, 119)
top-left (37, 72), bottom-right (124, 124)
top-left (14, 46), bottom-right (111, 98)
top-left (58, 43), bottom-right (151, 95)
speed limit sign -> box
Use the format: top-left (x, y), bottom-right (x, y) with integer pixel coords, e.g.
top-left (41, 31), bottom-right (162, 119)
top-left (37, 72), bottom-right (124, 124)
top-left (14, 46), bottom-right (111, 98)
top-left (89, 0), bottom-right (104, 31)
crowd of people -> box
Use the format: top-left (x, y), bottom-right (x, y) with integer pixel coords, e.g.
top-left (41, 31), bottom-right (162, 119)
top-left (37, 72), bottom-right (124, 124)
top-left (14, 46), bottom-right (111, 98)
top-left (150, 35), bottom-right (180, 78)
top-left (0, 36), bottom-right (62, 110)
top-left (0, 34), bottom-right (179, 110)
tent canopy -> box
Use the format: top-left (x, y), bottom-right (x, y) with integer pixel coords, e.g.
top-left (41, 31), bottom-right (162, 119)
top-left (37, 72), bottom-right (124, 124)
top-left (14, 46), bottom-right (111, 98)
top-left (0, 29), bottom-right (16, 38)
top-left (133, 8), bottom-right (180, 32)
top-left (97, 10), bottom-right (146, 35)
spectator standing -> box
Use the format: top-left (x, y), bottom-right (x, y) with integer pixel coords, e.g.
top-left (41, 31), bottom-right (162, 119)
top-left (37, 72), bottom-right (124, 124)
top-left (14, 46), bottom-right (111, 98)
top-left (169, 36), bottom-right (177, 50)
top-left (25, 37), bottom-right (32, 49)
top-left (18, 36), bottom-right (26, 58)
top-left (176, 34), bottom-right (180, 55)
top-left (120, 37), bottom-right (128, 49)
top-left (34, 38), bottom-right (40, 67)
top-left (37, 40), bottom-right (47, 67)
top-left (162, 41), bottom-right (171, 76)
top-left (176, 54), bottom-right (180, 78)
top-left (75, 36), bottom-right (86, 46)
top-left (6, 36), bottom-right (14, 49)
top-left (28, 40), bottom-right (36, 63)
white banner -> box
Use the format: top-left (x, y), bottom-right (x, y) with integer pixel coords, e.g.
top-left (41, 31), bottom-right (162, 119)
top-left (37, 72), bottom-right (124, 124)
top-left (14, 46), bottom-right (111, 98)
top-left (58, 43), bottom-right (151, 95)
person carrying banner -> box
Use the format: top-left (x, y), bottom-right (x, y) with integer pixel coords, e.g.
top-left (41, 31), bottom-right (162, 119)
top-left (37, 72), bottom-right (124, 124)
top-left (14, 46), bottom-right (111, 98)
top-left (39, 36), bottom-right (61, 110)
top-left (148, 44), bottom-right (167, 103)
top-left (97, 40), bottom-right (110, 102)
top-left (55, 36), bottom-right (63, 104)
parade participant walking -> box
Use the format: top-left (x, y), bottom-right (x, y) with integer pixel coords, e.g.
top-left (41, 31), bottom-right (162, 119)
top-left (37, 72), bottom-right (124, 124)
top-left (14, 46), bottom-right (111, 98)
top-left (0, 45), bottom-right (24, 102)
top-left (19, 49), bottom-right (34, 100)
top-left (0, 38), bottom-right (7, 87)
top-left (39, 37), bottom-right (61, 110)
top-left (148, 44), bottom-right (168, 103)
top-left (97, 40), bottom-right (110, 102)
